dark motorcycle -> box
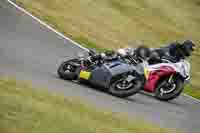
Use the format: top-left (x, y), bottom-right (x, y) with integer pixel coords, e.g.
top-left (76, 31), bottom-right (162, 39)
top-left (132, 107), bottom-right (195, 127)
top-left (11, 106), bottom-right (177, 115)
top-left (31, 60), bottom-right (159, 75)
top-left (57, 49), bottom-right (145, 98)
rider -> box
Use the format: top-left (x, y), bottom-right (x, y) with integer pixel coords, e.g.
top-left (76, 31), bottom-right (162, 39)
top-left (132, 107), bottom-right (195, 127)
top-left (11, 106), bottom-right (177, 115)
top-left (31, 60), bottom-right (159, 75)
top-left (154, 40), bottom-right (196, 63)
top-left (86, 49), bottom-right (118, 65)
top-left (117, 40), bottom-right (196, 64)
top-left (88, 40), bottom-right (196, 65)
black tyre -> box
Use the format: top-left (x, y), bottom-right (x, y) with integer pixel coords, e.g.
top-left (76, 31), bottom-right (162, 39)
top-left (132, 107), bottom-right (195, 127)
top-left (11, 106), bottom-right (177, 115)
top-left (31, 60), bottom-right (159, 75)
top-left (109, 76), bottom-right (144, 98)
top-left (57, 59), bottom-right (79, 80)
top-left (155, 77), bottom-right (184, 101)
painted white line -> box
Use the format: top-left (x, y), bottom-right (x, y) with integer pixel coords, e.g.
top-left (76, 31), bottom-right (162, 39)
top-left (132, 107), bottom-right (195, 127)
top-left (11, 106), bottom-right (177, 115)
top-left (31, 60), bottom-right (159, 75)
top-left (183, 94), bottom-right (200, 103)
top-left (7, 0), bottom-right (200, 103)
top-left (7, 0), bottom-right (89, 52)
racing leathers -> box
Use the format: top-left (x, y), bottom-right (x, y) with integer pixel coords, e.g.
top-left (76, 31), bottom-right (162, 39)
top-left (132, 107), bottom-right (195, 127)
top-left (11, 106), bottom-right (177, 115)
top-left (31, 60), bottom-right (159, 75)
top-left (117, 42), bottom-right (186, 64)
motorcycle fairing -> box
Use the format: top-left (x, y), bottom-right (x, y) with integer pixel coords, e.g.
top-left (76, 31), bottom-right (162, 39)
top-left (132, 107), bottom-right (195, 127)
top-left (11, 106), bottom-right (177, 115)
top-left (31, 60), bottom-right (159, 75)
top-left (175, 60), bottom-right (191, 81)
top-left (89, 61), bottom-right (134, 88)
top-left (79, 70), bottom-right (91, 80)
top-left (144, 63), bottom-right (176, 92)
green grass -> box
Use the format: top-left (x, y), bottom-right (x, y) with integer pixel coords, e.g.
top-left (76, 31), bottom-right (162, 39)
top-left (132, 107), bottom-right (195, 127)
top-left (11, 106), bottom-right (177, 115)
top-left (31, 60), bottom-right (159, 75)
top-left (0, 77), bottom-right (174, 133)
top-left (184, 86), bottom-right (200, 100)
top-left (15, 0), bottom-right (200, 97)
top-left (73, 36), bottom-right (108, 52)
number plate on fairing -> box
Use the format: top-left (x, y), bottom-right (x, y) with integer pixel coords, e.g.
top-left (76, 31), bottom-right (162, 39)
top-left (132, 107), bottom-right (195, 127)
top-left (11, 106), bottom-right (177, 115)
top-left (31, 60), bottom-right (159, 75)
top-left (79, 71), bottom-right (91, 80)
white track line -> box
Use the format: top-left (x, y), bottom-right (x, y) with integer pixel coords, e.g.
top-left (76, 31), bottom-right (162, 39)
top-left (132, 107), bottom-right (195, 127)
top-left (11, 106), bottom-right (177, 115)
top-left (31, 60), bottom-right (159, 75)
top-left (7, 0), bottom-right (89, 52)
top-left (7, 0), bottom-right (200, 103)
top-left (183, 94), bottom-right (200, 103)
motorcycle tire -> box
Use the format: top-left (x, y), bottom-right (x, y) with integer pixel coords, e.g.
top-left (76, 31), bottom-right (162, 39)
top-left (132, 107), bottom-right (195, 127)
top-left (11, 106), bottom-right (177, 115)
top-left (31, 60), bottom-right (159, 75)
top-left (155, 77), bottom-right (184, 101)
top-left (109, 76), bottom-right (144, 98)
top-left (57, 59), bottom-right (78, 80)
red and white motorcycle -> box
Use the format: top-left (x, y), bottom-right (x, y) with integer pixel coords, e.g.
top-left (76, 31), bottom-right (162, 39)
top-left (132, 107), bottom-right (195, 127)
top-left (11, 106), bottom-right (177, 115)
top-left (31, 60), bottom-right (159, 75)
top-left (117, 42), bottom-right (195, 101)
top-left (143, 59), bottom-right (191, 101)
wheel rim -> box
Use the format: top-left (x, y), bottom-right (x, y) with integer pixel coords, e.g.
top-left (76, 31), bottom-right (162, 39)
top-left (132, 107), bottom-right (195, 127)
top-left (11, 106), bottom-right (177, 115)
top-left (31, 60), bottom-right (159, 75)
top-left (63, 64), bottom-right (75, 73)
top-left (160, 83), bottom-right (176, 96)
top-left (115, 80), bottom-right (133, 90)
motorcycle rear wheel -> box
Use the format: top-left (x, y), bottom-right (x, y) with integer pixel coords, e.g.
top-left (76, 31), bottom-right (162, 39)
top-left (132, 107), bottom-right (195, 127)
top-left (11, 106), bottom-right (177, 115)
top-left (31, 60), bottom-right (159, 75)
top-left (57, 59), bottom-right (79, 80)
top-left (109, 76), bottom-right (144, 98)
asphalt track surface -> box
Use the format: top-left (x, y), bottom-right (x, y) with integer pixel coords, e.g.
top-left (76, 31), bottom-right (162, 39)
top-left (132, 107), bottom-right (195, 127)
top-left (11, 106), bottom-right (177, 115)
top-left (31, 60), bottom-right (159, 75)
top-left (0, 0), bottom-right (200, 132)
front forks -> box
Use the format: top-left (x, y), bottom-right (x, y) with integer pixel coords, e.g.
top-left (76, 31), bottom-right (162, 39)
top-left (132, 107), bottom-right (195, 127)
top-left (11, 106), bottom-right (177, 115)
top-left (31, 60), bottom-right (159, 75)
top-left (160, 75), bottom-right (176, 96)
top-left (168, 75), bottom-right (174, 83)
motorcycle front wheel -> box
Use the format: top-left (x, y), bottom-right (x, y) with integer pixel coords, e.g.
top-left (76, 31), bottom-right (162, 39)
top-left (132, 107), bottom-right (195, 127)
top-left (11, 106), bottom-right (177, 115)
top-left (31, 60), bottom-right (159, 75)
top-left (109, 76), bottom-right (144, 98)
top-left (155, 77), bottom-right (184, 101)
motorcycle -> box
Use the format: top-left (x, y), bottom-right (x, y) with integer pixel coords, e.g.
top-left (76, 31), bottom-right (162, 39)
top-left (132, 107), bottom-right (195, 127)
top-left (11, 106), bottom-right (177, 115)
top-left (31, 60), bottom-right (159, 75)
top-left (57, 49), bottom-right (145, 98)
top-left (118, 48), bottom-right (191, 101)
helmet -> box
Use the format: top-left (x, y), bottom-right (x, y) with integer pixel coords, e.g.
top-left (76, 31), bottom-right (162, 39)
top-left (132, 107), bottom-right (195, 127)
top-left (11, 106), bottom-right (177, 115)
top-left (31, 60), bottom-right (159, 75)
top-left (135, 45), bottom-right (151, 59)
top-left (148, 51), bottom-right (162, 64)
top-left (150, 51), bottom-right (161, 60)
top-left (117, 49), bottom-right (128, 57)
top-left (181, 40), bottom-right (196, 57)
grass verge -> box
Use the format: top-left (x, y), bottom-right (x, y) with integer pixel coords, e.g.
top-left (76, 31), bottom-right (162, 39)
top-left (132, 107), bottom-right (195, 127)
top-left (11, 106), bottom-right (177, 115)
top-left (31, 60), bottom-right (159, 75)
top-left (0, 77), bottom-right (173, 133)
top-left (184, 86), bottom-right (200, 100)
